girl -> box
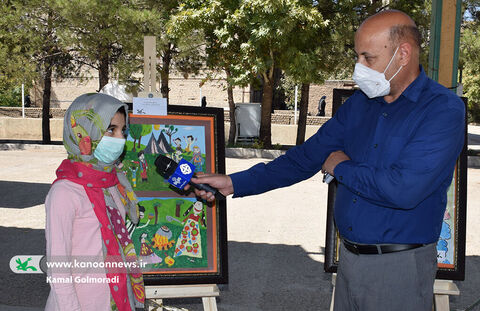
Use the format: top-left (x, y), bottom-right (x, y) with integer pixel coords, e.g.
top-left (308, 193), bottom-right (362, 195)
top-left (45, 93), bottom-right (145, 311)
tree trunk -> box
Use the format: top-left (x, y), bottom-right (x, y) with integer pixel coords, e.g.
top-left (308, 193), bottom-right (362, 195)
top-left (259, 70), bottom-right (274, 149)
top-left (42, 62), bottom-right (53, 144)
top-left (98, 51), bottom-right (109, 91)
top-left (132, 139), bottom-right (137, 152)
top-left (272, 68), bottom-right (285, 110)
top-left (225, 68), bottom-right (236, 145)
top-left (160, 44), bottom-right (172, 104)
top-left (296, 83), bottom-right (310, 145)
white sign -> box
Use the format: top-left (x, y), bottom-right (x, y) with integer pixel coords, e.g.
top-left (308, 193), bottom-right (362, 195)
top-left (133, 96), bottom-right (167, 116)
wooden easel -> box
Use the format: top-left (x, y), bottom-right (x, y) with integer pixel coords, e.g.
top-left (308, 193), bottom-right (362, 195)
top-left (146, 284), bottom-right (220, 311)
top-left (329, 274), bottom-right (460, 311)
top-left (139, 36), bottom-right (162, 99)
top-left (140, 37), bottom-right (220, 311)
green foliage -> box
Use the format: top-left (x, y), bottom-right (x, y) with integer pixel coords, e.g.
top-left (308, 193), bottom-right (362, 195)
top-left (328, 0), bottom-right (432, 79)
top-left (460, 1), bottom-right (480, 123)
top-left (0, 87), bottom-right (22, 107)
top-left (0, 1), bottom-right (38, 91)
top-left (278, 75), bottom-right (298, 110)
top-left (173, 0), bottom-right (336, 147)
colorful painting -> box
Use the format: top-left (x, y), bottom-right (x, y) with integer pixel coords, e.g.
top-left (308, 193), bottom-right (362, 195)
top-left (324, 91), bottom-right (467, 281)
top-left (123, 106), bottom-right (227, 285)
top-left (437, 182), bottom-right (455, 267)
top-left (121, 124), bottom-right (207, 192)
top-left (129, 197), bottom-right (209, 271)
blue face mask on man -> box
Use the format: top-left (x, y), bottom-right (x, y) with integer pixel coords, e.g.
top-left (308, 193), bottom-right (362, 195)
top-left (93, 135), bottom-right (126, 164)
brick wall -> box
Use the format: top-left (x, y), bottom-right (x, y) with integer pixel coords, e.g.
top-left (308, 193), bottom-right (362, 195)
top-left (26, 70), bottom-right (355, 117)
top-left (0, 107), bottom-right (66, 118)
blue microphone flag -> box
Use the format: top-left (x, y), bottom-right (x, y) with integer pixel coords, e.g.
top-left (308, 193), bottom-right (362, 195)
top-left (167, 158), bottom-right (196, 189)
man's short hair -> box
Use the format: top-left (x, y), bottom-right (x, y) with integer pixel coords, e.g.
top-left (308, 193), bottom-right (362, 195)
top-left (389, 24), bottom-right (422, 49)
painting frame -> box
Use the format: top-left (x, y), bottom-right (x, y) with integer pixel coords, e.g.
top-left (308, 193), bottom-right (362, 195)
top-left (324, 90), bottom-right (468, 281)
top-left (125, 105), bottom-right (228, 285)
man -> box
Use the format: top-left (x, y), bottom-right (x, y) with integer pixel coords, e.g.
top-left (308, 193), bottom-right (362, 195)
top-left (188, 10), bottom-right (465, 310)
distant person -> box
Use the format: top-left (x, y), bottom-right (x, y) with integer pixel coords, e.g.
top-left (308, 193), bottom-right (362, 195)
top-left (186, 10), bottom-right (465, 311)
top-left (201, 96), bottom-right (207, 108)
top-left (24, 95), bottom-right (31, 107)
top-left (317, 95), bottom-right (326, 116)
top-left (45, 93), bottom-right (145, 311)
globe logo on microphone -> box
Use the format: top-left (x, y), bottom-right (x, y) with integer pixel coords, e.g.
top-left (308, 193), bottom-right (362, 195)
top-left (179, 163), bottom-right (192, 175)
top-left (166, 158), bottom-right (196, 189)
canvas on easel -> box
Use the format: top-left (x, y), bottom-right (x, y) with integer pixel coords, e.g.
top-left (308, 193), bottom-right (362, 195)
top-left (122, 105), bottom-right (228, 285)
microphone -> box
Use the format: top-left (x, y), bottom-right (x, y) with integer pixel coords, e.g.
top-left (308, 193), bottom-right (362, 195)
top-left (154, 154), bottom-right (225, 200)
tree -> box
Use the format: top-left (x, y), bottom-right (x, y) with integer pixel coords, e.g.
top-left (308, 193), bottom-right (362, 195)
top-left (328, 0), bottom-right (432, 80)
top-left (123, 0), bottom-right (204, 103)
top-left (171, 0), bottom-right (250, 145)
top-left (238, 1), bottom-right (332, 148)
top-left (31, 1), bottom-right (76, 144)
top-left (1, 0), bottom-right (78, 143)
top-left (174, 0), bottom-right (331, 148)
top-left (460, 0), bottom-right (480, 123)
top-left (54, 0), bottom-right (148, 91)
top-left (0, 2), bottom-right (37, 107)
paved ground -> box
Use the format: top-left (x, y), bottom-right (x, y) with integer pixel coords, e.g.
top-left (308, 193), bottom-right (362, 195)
top-left (0, 143), bottom-right (480, 311)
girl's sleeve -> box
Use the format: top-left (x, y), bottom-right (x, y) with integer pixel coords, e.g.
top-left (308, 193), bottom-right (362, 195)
top-left (45, 181), bottom-right (82, 310)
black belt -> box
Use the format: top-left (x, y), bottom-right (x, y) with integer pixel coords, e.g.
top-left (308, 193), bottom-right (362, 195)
top-left (342, 239), bottom-right (425, 255)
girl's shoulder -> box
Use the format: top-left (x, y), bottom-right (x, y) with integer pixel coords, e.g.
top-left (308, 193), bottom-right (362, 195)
top-left (46, 180), bottom-right (87, 208)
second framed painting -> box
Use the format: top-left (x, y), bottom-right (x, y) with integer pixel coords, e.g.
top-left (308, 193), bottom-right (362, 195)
top-left (122, 105), bottom-right (227, 285)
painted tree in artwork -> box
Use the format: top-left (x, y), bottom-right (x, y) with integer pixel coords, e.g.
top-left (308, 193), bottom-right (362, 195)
top-left (175, 200), bottom-right (183, 217)
top-left (161, 125), bottom-right (178, 145)
top-left (129, 124), bottom-right (143, 152)
top-left (137, 124), bottom-right (153, 148)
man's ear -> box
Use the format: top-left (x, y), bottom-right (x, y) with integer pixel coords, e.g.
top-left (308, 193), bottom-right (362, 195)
top-left (398, 42), bottom-right (412, 66)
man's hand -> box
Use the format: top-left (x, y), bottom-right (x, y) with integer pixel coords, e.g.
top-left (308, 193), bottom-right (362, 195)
top-left (322, 151), bottom-right (350, 175)
top-left (184, 173), bottom-right (234, 202)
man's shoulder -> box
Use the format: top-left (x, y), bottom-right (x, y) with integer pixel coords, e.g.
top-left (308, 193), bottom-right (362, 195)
top-left (338, 90), bottom-right (367, 111)
top-left (421, 77), bottom-right (465, 112)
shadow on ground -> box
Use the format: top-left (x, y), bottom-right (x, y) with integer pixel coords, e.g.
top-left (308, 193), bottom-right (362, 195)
top-left (1, 225), bottom-right (480, 311)
top-left (0, 226), bottom-right (49, 308)
top-left (0, 231), bottom-right (331, 311)
top-left (0, 181), bottom-right (51, 209)
top-left (468, 133), bottom-right (480, 146)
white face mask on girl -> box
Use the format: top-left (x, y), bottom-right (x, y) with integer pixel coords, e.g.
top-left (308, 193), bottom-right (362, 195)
top-left (352, 46), bottom-right (403, 98)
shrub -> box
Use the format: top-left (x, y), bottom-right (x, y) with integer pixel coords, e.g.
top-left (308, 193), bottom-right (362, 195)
top-left (0, 87), bottom-right (22, 107)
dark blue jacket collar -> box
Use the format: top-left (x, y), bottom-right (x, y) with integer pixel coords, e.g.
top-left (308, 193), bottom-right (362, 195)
top-left (400, 65), bottom-right (428, 103)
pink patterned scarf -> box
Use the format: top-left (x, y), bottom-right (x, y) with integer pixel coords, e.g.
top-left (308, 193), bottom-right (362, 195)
top-left (54, 159), bottom-right (145, 310)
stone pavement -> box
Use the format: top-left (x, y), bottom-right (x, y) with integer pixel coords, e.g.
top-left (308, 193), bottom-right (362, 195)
top-left (0, 144), bottom-right (479, 311)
